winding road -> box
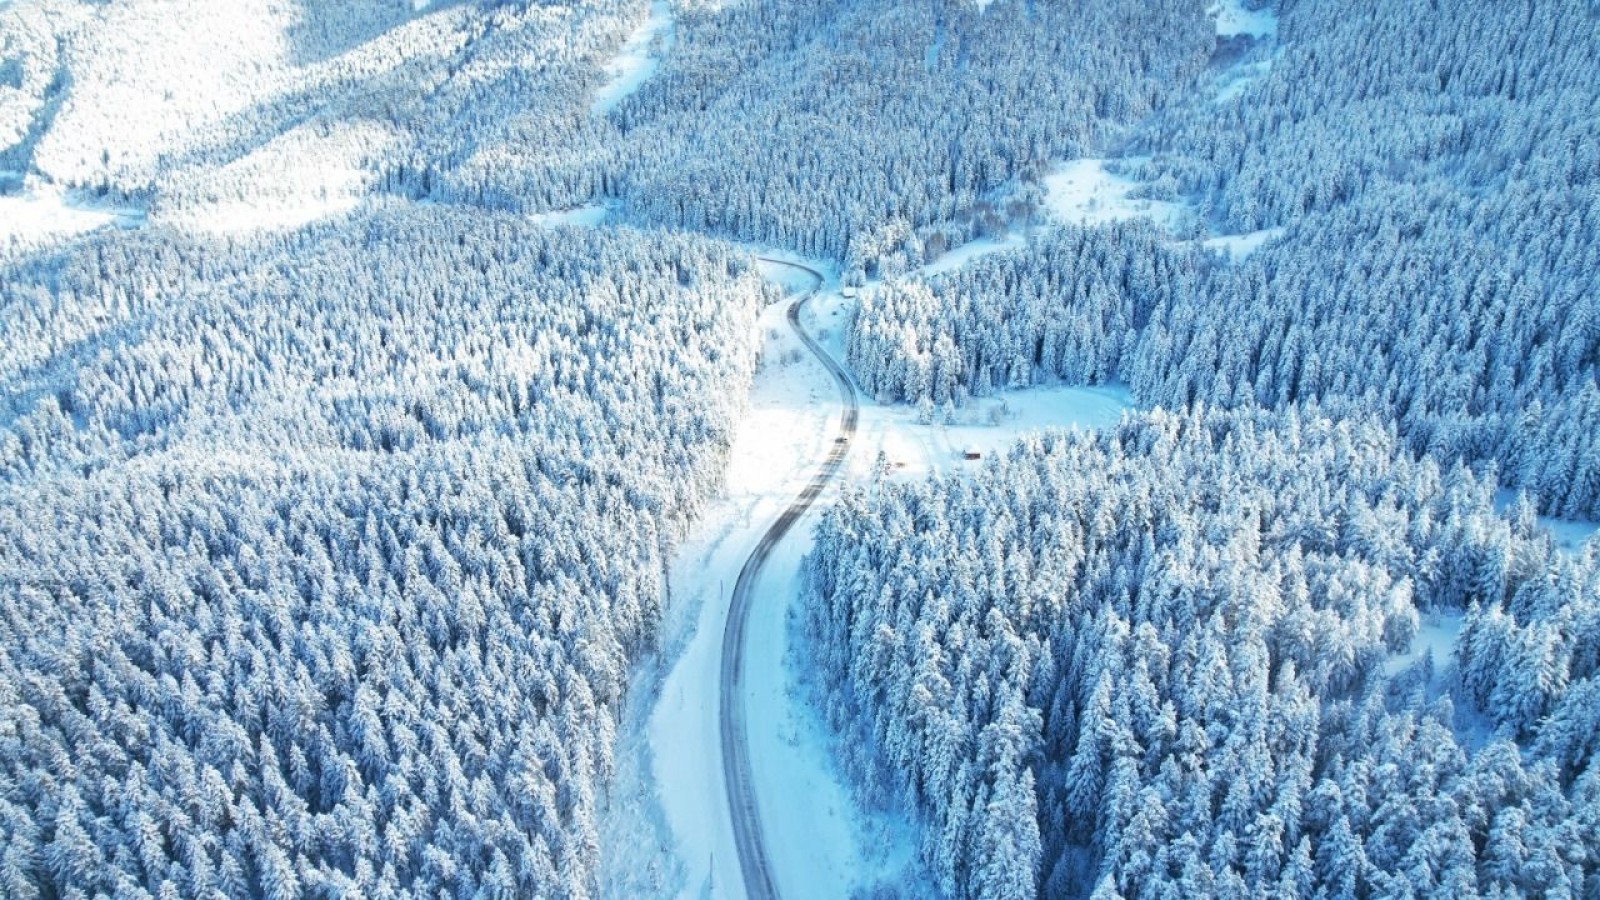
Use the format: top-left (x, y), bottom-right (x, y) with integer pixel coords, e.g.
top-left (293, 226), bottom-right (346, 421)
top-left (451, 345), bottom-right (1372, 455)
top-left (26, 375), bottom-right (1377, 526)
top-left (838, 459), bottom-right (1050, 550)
top-left (720, 258), bottom-right (859, 900)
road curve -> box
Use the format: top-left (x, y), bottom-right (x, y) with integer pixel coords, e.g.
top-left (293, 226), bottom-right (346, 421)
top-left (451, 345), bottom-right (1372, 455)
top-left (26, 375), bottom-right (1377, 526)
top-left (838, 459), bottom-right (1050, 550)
top-left (721, 258), bottom-right (859, 900)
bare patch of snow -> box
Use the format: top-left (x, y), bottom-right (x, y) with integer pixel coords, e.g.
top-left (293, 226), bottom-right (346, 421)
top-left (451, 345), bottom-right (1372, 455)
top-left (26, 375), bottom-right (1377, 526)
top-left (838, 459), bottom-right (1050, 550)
top-left (1384, 611), bottom-right (1463, 678)
top-left (755, 257), bottom-right (822, 294)
top-left (1204, 226), bottom-right (1285, 261)
top-left (529, 204), bottom-right (612, 228)
top-left (1210, 0), bottom-right (1277, 38)
top-left (1042, 158), bottom-right (1190, 232)
top-left (1495, 490), bottom-right (1599, 554)
top-left (0, 186), bottom-right (142, 252)
top-left (177, 196), bottom-right (363, 234)
top-left (802, 284), bottom-right (1134, 479)
top-left (1214, 57), bottom-right (1274, 103)
top-left (592, 0), bottom-right (675, 116)
top-left (918, 233), bottom-right (1028, 279)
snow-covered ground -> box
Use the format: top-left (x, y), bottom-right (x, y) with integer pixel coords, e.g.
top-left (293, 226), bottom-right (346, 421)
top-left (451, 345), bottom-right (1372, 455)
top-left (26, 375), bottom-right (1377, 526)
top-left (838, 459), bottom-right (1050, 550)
top-left (1209, 1), bottom-right (1278, 103)
top-left (918, 233), bottom-right (1028, 278)
top-left (1203, 226), bottom-right (1285, 261)
top-left (1041, 158), bottom-right (1190, 232)
top-left (908, 158), bottom-right (1195, 282)
top-left (1384, 611), bottom-right (1464, 678)
top-left (1210, 0), bottom-right (1277, 38)
top-left (804, 283), bottom-right (1131, 474)
top-left (592, 0), bottom-right (676, 116)
top-left (603, 261), bottom-right (1133, 898)
top-left (0, 185), bottom-right (143, 252)
top-left (1495, 490), bottom-right (1599, 554)
top-left (529, 204), bottom-right (613, 228)
top-left (1215, 56), bottom-right (1275, 103)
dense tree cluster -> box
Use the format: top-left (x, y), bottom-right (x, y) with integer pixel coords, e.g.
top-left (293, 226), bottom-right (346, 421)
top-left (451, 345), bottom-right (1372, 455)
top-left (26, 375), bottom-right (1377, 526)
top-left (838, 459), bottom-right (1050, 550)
top-left (845, 0), bottom-right (1600, 517)
top-left (611, 0), bottom-right (1213, 262)
top-left (847, 223), bottom-right (1198, 406)
top-left (0, 205), bottom-right (769, 898)
top-left (1133, 0), bottom-right (1600, 518)
top-left (850, 212), bottom-right (1600, 519)
top-left (803, 407), bottom-right (1600, 900)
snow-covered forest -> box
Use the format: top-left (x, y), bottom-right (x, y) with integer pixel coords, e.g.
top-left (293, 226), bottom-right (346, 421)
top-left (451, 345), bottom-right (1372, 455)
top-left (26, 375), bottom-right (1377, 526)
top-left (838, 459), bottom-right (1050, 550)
top-left (845, 0), bottom-right (1600, 519)
top-left (610, 0), bottom-right (1213, 263)
top-left (804, 409), bottom-right (1600, 898)
top-left (1, 0), bottom-right (1597, 896)
top-left (0, 207), bottom-right (768, 897)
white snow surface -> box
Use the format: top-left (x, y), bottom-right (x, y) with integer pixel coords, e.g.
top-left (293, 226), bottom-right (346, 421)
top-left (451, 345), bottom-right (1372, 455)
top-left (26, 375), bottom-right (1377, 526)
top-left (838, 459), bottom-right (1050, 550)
top-left (1216, 56), bottom-right (1275, 103)
top-left (918, 233), bottom-right (1028, 278)
top-left (1384, 612), bottom-right (1464, 677)
top-left (592, 0), bottom-right (675, 116)
top-left (1210, 0), bottom-right (1277, 38)
top-left (605, 258), bottom-right (1132, 898)
top-left (0, 186), bottom-right (142, 253)
top-left (1495, 490), bottom-right (1599, 554)
top-left (529, 204), bottom-right (612, 228)
top-left (1042, 158), bottom-right (1190, 231)
top-left (1204, 227), bottom-right (1285, 261)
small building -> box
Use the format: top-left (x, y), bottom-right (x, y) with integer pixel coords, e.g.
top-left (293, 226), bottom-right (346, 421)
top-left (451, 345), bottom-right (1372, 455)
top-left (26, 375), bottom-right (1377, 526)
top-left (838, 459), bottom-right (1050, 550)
top-left (841, 286), bottom-right (859, 299)
top-left (962, 447), bottom-right (983, 461)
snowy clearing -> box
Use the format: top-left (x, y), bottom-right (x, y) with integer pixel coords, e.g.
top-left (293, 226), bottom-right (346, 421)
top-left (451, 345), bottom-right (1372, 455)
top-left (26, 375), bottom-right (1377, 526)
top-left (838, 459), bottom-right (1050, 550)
top-left (1384, 612), bottom-right (1463, 677)
top-left (173, 195), bottom-right (363, 235)
top-left (918, 232), bottom-right (1028, 278)
top-left (1042, 158), bottom-right (1190, 232)
top-left (592, 0), bottom-right (676, 116)
top-left (1204, 226), bottom-right (1285, 261)
top-left (1214, 57), bottom-right (1274, 103)
top-left (804, 286), bottom-right (1132, 479)
top-left (168, 120), bottom-right (402, 235)
top-left (0, 187), bottom-right (142, 252)
top-left (529, 204), bottom-right (612, 228)
top-left (1495, 490), bottom-right (1599, 553)
top-left (1210, 0), bottom-right (1277, 38)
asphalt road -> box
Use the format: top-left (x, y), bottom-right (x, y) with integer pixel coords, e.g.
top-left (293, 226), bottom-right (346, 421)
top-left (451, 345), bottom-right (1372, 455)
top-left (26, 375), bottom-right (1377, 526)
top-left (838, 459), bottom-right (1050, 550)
top-left (720, 258), bottom-right (859, 900)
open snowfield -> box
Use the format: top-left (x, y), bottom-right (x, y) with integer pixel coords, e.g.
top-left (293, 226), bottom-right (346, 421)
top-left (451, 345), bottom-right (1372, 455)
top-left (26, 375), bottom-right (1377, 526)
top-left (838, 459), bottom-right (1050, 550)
top-left (1215, 56), bottom-right (1275, 103)
top-left (529, 203), bottom-right (613, 228)
top-left (592, 0), bottom-right (675, 116)
top-left (803, 286), bottom-right (1133, 477)
top-left (1384, 612), bottom-right (1465, 678)
top-left (1496, 490), bottom-right (1599, 553)
top-left (166, 120), bottom-right (401, 234)
top-left (1209, 1), bottom-right (1278, 103)
top-left (1042, 158), bottom-right (1190, 231)
top-left (1203, 226), bottom-right (1285, 261)
top-left (918, 233), bottom-right (1029, 278)
top-left (1210, 0), bottom-right (1278, 38)
top-left (0, 185), bottom-right (142, 252)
